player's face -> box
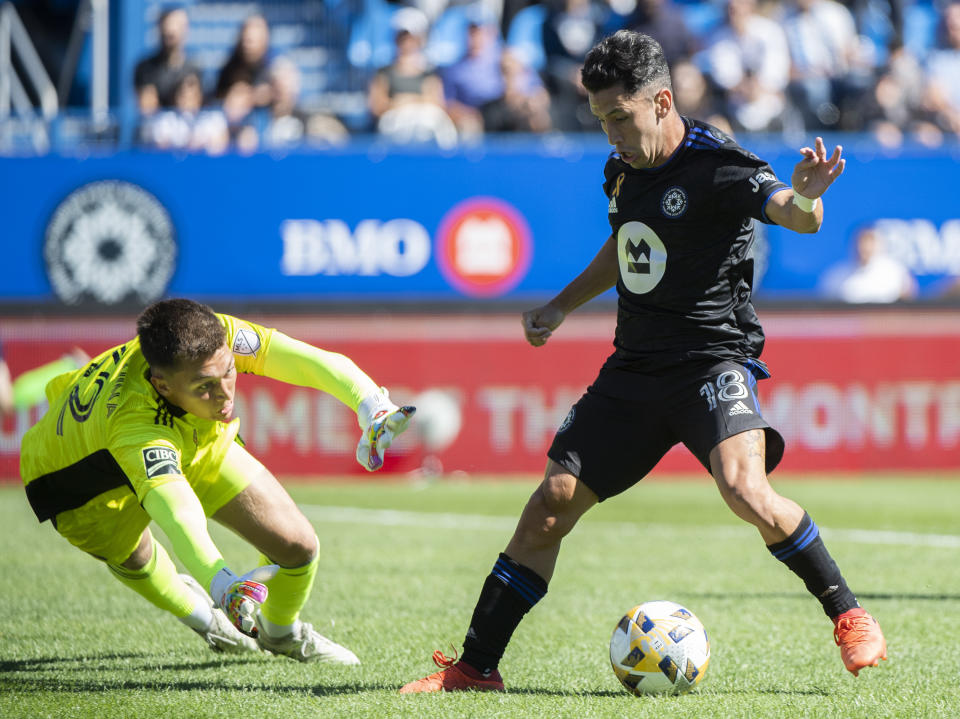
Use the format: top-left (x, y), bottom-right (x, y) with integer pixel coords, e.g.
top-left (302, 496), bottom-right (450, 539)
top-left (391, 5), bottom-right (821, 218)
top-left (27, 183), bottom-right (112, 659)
top-left (150, 344), bottom-right (238, 422)
top-left (589, 83), bottom-right (667, 169)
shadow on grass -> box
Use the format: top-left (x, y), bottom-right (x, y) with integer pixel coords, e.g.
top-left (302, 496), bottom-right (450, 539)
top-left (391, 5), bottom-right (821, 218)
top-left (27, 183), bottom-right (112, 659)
top-left (857, 592), bottom-right (960, 601)
top-left (0, 668), bottom-right (626, 699)
top-left (0, 668), bottom-right (835, 700)
top-left (0, 652), bottom-right (264, 675)
top-left (683, 591), bottom-right (960, 602)
top-left (0, 676), bottom-right (403, 696)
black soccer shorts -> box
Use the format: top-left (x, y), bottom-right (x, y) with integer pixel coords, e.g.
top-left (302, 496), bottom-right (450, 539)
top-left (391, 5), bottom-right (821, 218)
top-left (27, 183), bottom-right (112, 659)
top-left (547, 359), bottom-right (785, 501)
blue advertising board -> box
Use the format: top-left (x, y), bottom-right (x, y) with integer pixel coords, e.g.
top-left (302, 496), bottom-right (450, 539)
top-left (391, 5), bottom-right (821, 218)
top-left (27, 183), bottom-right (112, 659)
top-left (2, 138), bottom-right (958, 307)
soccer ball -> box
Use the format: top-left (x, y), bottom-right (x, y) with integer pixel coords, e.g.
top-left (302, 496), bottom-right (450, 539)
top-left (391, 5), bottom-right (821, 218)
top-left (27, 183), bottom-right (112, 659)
top-left (609, 600), bottom-right (710, 696)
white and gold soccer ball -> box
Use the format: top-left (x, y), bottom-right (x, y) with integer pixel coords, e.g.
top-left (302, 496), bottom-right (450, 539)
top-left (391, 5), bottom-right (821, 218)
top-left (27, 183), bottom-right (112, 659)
top-left (609, 600), bottom-right (710, 696)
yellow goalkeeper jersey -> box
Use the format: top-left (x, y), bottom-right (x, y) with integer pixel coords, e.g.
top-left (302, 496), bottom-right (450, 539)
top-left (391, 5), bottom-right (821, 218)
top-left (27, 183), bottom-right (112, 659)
top-left (22, 315), bottom-right (277, 523)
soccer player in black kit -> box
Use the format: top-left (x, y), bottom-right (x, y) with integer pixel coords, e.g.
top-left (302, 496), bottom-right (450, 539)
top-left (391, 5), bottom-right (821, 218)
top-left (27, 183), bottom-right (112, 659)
top-left (401, 30), bottom-right (887, 694)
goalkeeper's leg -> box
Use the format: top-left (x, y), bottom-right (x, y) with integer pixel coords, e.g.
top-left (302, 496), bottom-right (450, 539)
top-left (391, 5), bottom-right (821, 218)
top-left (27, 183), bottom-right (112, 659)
top-left (212, 444), bottom-right (359, 663)
top-left (107, 530), bottom-right (256, 653)
top-left (256, 540), bottom-right (318, 632)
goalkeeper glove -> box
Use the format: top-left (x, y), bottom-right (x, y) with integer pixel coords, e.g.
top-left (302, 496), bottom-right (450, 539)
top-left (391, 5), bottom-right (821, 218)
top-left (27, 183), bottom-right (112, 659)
top-left (209, 565), bottom-right (279, 637)
top-left (356, 388), bottom-right (416, 472)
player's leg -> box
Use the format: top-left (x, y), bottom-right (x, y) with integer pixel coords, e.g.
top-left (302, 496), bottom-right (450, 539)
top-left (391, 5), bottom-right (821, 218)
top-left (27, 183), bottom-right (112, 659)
top-left (210, 442), bottom-right (358, 664)
top-left (463, 463), bottom-right (598, 670)
top-left (106, 527), bottom-right (257, 653)
top-left (709, 429), bottom-right (802, 544)
top-left (709, 431), bottom-right (886, 675)
top-left (400, 461), bottom-right (598, 694)
top-left (685, 361), bottom-right (886, 675)
top-left (401, 382), bottom-right (673, 693)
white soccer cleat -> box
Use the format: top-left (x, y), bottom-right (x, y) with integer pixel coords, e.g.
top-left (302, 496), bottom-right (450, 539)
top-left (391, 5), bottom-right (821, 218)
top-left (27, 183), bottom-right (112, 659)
top-left (180, 573), bottom-right (259, 654)
top-left (255, 615), bottom-right (361, 665)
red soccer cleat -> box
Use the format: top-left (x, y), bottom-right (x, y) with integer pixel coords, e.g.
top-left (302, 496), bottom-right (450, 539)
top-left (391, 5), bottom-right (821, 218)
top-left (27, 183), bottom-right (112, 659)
top-left (399, 650), bottom-right (505, 694)
top-left (833, 608), bottom-right (887, 676)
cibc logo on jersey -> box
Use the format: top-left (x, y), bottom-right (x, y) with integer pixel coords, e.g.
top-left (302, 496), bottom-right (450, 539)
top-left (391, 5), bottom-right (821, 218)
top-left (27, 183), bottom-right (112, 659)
top-left (142, 447), bottom-right (182, 479)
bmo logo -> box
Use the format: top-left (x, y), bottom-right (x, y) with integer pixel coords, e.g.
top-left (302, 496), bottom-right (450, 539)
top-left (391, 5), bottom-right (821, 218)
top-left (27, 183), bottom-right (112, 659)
top-left (280, 218), bottom-right (431, 277)
top-left (436, 197), bottom-right (532, 297)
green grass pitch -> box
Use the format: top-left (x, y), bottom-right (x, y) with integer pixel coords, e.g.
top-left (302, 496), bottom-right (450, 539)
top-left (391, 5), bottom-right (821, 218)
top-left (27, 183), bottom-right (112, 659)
top-left (2, 474), bottom-right (959, 719)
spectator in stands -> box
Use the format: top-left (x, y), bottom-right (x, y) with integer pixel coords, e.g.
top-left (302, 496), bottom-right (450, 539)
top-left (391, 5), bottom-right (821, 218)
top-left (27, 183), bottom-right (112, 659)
top-left (220, 80), bottom-right (260, 154)
top-left (922, 1), bottom-right (960, 138)
top-left (864, 41), bottom-right (942, 147)
top-left (781, 0), bottom-right (873, 130)
top-left (368, 8), bottom-right (448, 126)
top-left (541, 0), bottom-right (608, 131)
top-left (626, 0), bottom-right (698, 65)
top-left (820, 225), bottom-right (917, 303)
top-left (134, 7), bottom-right (201, 116)
top-left (263, 57), bottom-right (349, 149)
top-left (671, 58), bottom-right (733, 134)
top-left (696, 0), bottom-right (790, 132)
top-left (483, 48), bottom-right (554, 132)
top-left (139, 71), bottom-right (230, 155)
top-left (215, 14), bottom-right (273, 111)
top-left (367, 7), bottom-right (457, 147)
top-left (442, 5), bottom-right (506, 138)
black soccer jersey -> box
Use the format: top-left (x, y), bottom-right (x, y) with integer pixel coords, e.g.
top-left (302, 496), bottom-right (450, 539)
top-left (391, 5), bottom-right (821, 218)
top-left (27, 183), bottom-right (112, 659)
top-left (601, 117), bottom-right (789, 373)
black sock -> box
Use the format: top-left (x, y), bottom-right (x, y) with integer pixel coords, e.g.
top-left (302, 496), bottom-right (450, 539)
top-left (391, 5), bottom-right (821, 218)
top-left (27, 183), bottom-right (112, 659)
top-left (767, 512), bottom-right (859, 618)
top-left (460, 553), bottom-right (548, 675)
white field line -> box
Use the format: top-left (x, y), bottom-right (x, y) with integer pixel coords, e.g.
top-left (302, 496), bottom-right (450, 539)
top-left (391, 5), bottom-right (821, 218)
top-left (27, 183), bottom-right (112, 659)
top-left (300, 505), bottom-right (960, 548)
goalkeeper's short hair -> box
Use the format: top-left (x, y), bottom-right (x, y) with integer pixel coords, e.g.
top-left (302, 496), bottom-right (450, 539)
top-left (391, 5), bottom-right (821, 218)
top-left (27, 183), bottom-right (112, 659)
top-left (137, 298), bottom-right (227, 371)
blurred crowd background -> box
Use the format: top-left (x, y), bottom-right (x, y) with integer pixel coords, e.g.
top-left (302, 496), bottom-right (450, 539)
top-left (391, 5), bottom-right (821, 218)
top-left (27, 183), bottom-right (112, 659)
top-left (5, 0), bottom-right (960, 153)
top-left (2, 0), bottom-right (959, 310)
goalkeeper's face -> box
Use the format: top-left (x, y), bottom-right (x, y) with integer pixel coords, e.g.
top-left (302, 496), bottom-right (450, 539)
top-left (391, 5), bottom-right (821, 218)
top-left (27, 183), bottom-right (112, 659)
top-left (151, 343), bottom-right (238, 422)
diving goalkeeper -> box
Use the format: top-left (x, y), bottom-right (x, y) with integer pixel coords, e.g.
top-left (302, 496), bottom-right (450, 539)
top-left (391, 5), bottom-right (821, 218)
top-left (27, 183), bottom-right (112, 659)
top-left (20, 298), bottom-right (414, 662)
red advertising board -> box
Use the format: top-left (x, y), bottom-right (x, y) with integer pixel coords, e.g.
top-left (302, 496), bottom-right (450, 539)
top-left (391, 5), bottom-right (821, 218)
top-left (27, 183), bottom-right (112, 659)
top-left (1, 311), bottom-right (958, 480)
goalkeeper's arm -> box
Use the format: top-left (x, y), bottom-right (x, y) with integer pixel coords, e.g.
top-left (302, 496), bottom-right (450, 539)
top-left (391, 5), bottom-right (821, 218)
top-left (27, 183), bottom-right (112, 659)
top-left (262, 331), bottom-right (380, 412)
top-left (143, 480), bottom-right (272, 635)
top-left (262, 331), bottom-right (415, 470)
top-left (143, 479), bottom-right (226, 589)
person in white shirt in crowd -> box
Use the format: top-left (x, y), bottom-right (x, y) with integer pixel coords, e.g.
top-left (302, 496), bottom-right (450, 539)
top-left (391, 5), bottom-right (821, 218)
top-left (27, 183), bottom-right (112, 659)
top-left (820, 225), bottom-right (917, 303)
top-left (696, 0), bottom-right (790, 132)
top-left (139, 71), bottom-right (230, 154)
top-left (781, 0), bottom-right (873, 130)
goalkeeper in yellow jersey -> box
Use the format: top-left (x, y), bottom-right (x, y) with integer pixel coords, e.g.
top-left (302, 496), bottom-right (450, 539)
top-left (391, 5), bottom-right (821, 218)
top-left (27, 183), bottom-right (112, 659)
top-left (20, 298), bottom-right (414, 662)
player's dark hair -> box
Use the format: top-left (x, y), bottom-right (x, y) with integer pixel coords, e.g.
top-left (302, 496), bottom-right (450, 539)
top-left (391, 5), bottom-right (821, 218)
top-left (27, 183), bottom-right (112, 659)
top-left (137, 298), bottom-right (226, 370)
top-left (581, 30), bottom-right (673, 97)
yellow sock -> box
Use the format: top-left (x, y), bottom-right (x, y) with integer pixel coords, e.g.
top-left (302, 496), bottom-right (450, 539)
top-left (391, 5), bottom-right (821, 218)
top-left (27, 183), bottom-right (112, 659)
top-left (258, 536), bottom-right (319, 627)
top-left (107, 538), bottom-right (195, 618)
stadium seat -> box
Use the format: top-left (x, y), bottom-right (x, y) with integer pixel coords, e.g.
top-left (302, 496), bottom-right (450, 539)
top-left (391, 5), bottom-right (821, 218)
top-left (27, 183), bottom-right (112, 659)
top-left (506, 4), bottom-right (546, 71)
top-left (425, 5), bottom-right (471, 67)
top-left (681, 1), bottom-right (723, 38)
top-left (347, 0), bottom-right (398, 69)
top-left (903, 2), bottom-right (939, 60)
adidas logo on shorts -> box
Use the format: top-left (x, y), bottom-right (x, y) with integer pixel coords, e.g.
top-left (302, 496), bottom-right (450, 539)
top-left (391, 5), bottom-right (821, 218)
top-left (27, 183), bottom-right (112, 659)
top-left (728, 400), bottom-right (753, 416)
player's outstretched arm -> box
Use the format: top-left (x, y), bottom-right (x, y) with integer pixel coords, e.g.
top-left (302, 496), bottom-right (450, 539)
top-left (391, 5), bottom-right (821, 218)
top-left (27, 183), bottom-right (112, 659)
top-left (263, 331), bottom-right (381, 409)
top-left (143, 480), bottom-right (273, 636)
top-left (767, 137), bottom-right (845, 234)
top-left (522, 234), bottom-right (619, 347)
top-left (262, 332), bottom-right (416, 471)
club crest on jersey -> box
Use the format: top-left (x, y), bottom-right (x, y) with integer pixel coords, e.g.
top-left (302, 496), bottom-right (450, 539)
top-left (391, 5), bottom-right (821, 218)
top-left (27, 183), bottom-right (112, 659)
top-left (142, 447), bottom-right (182, 479)
top-left (233, 328), bottom-right (261, 356)
top-left (661, 186), bottom-right (687, 217)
